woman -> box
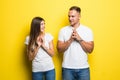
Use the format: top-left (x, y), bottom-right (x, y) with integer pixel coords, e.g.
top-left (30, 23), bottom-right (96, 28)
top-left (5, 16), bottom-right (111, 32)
top-left (25, 17), bottom-right (55, 80)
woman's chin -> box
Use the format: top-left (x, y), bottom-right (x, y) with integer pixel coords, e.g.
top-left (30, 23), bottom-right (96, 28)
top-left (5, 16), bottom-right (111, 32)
top-left (41, 30), bottom-right (45, 33)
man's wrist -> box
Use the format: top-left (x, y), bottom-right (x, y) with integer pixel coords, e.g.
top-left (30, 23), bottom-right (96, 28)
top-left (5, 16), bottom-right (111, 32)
top-left (68, 39), bottom-right (72, 43)
top-left (78, 39), bottom-right (83, 43)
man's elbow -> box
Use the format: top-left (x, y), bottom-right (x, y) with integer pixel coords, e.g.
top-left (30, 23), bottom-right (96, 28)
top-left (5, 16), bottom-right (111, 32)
top-left (88, 50), bottom-right (92, 54)
top-left (57, 48), bottom-right (62, 53)
top-left (57, 46), bottom-right (64, 53)
top-left (88, 47), bottom-right (94, 53)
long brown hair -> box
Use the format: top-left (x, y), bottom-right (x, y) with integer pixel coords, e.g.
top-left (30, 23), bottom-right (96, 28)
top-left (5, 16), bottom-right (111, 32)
top-left (28, 17), bottom-right (44, 54)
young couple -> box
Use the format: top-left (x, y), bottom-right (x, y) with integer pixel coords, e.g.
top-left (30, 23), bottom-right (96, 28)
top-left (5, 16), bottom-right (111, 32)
top-left (25, 6), bottom-right (94, 80)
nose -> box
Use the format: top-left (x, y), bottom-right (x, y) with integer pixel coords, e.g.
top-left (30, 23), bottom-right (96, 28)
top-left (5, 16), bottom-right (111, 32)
top-left (69, 17), bottom-right (73, 21)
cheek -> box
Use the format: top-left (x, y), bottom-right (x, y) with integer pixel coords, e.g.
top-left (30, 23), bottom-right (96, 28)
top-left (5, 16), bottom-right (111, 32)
top-left (75, 17), bottom-right (79, 21)
top-left (41, 26), bottom-right (45, 31)
top-left (41, 26), bottom-right (43, 29)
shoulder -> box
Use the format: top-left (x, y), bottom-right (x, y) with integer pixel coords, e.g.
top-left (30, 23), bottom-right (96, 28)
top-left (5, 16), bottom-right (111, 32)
top-left (59, 25), bottom-right (71, 32)
top-left (45, 33), bottom-right (53, 37)
top-left (45, 33), bottom-right (54, 41)
top-left (25, 36), bottom-right (30, 45)
top-left (26, 36), bottom-right (30, 40)
top-left (80, 24), bottom-right (92, 32)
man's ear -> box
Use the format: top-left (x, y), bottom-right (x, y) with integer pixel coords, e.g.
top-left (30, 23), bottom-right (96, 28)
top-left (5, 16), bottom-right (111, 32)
top-left (79, 14), bottom-right (81, 19)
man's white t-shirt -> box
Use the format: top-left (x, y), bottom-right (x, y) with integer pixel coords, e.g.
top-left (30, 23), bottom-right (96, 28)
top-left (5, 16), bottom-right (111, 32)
top-left (25, 33), bottom-right (54, 72)
top-left (58, 24), bottom-right (93, 69)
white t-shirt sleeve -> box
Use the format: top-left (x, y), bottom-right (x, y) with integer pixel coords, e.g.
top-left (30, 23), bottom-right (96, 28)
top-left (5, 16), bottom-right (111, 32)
top-left (24, 36), bottom-right (29, 45)
top-left (47, 33), bottom-right (53, 42)
top-left (87, 29), bottom-right (93, 41)
top-left (58, 29), bottom-right (64, 42)
top-left (81, 26), bottom-right (93, 42)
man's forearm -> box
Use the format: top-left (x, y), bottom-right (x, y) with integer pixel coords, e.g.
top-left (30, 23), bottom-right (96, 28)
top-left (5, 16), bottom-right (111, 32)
top-left (79, 40), bottom-right (94, 53)
top-left (57, 39), bottom-right (72, 53)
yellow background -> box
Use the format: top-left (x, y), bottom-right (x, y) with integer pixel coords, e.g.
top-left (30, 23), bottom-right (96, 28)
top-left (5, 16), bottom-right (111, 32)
top-left (0, 0), bottom-right (120, 80)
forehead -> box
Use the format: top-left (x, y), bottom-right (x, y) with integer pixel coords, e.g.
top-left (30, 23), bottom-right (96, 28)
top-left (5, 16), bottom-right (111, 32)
top-left (68, 10), bottom-right (79, 15)
top-left (40, 20), bottom-right (45, 23)
top-left (40, 20), bottom-right (45, 25)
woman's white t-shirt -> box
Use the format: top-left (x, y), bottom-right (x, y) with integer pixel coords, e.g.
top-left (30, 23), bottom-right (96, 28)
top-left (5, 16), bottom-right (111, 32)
top-left (25, 33), bottom-right (54, 72)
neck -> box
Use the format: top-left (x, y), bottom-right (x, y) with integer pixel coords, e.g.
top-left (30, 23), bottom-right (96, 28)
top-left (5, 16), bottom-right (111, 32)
top-left (39, 32), bottom-right (45, 36)
top-left (72, 22), bottom-right (80, 29)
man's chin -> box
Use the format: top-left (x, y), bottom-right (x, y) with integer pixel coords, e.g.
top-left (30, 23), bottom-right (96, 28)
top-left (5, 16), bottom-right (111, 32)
top-left (70, 23), bottom-right (74, 26)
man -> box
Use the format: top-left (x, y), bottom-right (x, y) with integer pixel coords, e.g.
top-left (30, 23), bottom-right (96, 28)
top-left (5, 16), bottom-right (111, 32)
top-left (57, 6), bottom-right (94, 80)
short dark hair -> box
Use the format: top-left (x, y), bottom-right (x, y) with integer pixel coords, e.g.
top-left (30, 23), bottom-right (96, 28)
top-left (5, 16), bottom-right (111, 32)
top-left (69, 6), bottom-right (81, 13)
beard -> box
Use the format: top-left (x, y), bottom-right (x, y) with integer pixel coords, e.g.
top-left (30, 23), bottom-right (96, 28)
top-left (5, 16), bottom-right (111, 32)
top-left (70, 21), bottom-right (75, 26)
